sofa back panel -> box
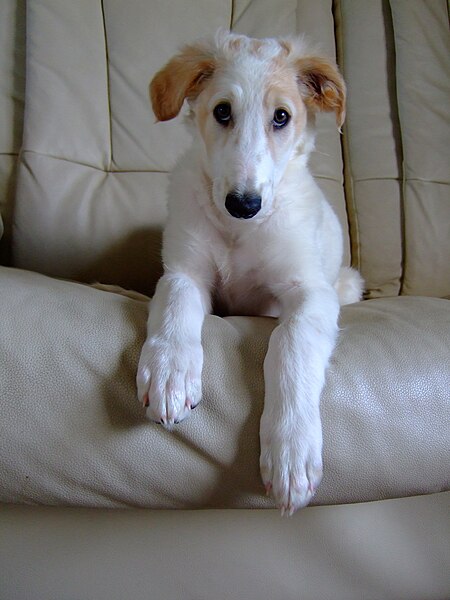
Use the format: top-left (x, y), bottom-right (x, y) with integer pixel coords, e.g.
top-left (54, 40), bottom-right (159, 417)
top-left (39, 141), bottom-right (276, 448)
top-left (390, 0), bottom-right (450, 298)
top-left (0, 0), bottom-right (26, 264)
top-left (15, 153), bottom-right (167, 295)
top-left (23, 0), bottom-right (112, 168)
top-left (13, 0), bottom-right (351, 290)
top-left (104, 0), bottom-right (229, 172)
top-left (337, 0), bottom-right (450, 299)
top-left (336, 0), bottom-right (404, 298)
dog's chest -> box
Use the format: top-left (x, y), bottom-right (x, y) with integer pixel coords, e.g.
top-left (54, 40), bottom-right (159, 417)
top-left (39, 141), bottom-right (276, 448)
top-left (211, 238), bottom-right (279, 317)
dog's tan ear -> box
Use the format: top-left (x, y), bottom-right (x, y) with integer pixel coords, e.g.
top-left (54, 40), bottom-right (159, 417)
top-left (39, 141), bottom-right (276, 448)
top-left (150, 44), bottom-right (216, 122)
top-left (296, 57), bottom-right (346, 128)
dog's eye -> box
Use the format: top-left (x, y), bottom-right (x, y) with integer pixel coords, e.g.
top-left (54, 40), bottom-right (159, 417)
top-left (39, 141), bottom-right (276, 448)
top-left (213, 102), bottom-right (232, 126)
top-left (273, 108), bottom-right (290, 129)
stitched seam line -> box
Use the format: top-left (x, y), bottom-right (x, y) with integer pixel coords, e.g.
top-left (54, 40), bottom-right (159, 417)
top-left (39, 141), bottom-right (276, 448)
top-left (353, 176), bottom-right (448, 185)
top-left (389, 1), bottom-right (407, 296)
top-left (20, 149), bottom-right (168, 174)
top-left (402, 178), bottom-right (448, 185)
top-left (312, 175), bottom-right (342, 184)
top-left (100, 0), bottom-right (113, 171)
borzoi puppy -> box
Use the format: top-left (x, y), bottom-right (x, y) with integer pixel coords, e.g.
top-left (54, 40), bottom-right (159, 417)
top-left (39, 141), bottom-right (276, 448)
top-left (137, 31), bottom-right (363, 514)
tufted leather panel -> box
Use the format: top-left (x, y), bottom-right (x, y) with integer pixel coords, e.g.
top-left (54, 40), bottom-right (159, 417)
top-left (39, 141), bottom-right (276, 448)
top-left (335, 0), bottom-right (403, 298)
top-left (389, 0), bottom-right (450, 297)
top-left (336, 0), bottom-right (450, 298)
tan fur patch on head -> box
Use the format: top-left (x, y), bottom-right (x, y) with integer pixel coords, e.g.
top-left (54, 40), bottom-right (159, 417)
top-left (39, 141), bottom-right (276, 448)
top-left (150, 43), bottom-right (216, 122)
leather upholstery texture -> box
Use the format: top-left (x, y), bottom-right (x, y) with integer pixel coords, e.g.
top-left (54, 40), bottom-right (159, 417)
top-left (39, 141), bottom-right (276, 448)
top-left (1, 266), bottom-right (448, 508)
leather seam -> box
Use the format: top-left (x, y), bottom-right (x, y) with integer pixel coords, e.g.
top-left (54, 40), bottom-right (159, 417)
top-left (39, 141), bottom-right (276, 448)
top-left (100, 0), bottom-right (113, 171)
top-left (20, 149), bottom-right (168, 174)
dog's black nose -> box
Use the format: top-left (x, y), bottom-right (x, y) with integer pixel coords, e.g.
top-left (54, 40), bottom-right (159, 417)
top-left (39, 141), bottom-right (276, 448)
top-left (225, 191), bottom-right (262, 219)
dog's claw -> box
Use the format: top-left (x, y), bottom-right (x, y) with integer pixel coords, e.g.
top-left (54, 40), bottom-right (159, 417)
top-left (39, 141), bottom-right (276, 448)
top-left (137, 338), bottom-right (203, 426)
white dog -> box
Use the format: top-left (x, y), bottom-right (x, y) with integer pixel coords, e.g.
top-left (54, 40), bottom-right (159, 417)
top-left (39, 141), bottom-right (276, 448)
top-left (137, 31), bottom-right (363, 515)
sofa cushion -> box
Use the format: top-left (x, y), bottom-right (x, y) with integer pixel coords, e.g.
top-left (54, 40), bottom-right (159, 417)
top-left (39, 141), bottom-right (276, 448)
top-left (1, 266), bottom-right (448, 508)
top-left (1, 494), bottom-right (450, 600)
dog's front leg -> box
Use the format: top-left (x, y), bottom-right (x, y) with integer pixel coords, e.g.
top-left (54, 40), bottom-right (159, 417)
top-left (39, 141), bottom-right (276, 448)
top-left (260, 284), bottom-right (340, 514)
top-left (137, 272), bottom-right (209, 426)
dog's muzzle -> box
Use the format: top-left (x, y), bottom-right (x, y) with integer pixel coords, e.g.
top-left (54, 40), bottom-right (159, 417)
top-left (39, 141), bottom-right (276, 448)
top-left (225, 191), bottom-right (262, 219)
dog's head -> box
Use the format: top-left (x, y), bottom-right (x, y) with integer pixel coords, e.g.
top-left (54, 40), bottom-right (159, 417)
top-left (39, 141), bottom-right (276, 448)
top-left (150, 31), bottom-right (345, 221)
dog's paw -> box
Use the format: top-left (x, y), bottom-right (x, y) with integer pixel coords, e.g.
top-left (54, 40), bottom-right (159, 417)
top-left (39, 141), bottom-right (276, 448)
top-left (259, 415), bottom-right (323, 516)
top-left (137, 337), bottom-right (203, 427)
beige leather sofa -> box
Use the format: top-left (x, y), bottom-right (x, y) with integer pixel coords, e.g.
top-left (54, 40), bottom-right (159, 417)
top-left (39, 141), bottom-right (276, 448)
top-left (1, 1), bottom-right (449, 598)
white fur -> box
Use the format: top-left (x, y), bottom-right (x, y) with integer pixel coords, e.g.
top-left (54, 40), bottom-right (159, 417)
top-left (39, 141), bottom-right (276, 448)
top-left (137, 31), bottom-right (363, 514)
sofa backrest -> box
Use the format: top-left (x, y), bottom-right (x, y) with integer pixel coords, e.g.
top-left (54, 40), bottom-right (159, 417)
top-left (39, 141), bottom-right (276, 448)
top-left (337, 0), bottom-right (450, 298)
top-left (2, 0), bottom-right (450, 298)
